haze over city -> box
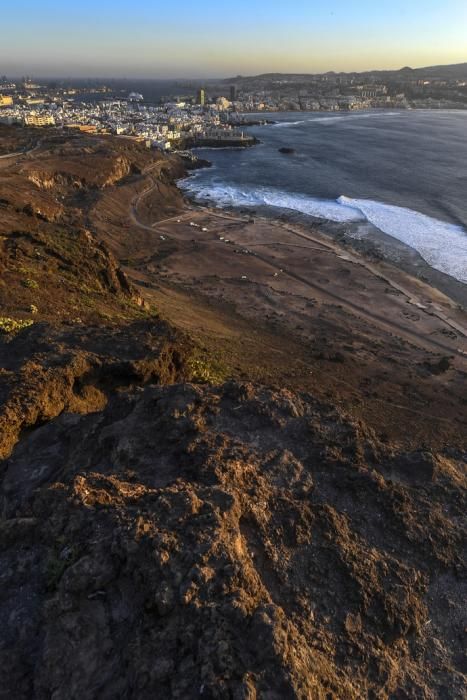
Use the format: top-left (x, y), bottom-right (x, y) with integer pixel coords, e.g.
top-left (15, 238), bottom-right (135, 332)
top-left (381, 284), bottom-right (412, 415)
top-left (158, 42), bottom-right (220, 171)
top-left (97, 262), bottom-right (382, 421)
top-left (2, 0), bottom-right (467, 77)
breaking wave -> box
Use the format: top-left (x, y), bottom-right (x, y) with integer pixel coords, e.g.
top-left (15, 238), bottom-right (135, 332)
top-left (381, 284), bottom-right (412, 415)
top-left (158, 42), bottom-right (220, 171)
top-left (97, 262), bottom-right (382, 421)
top-left (272, 112), bottom-right (402, 127)
top-left (272, 120), bottom-right (307, 128)
top-left (179, 179), bottom-right (467, 282)
top-left (180, 180), bottom-right (364, 223)
top-left (338, 196), bottom-right (467, 282)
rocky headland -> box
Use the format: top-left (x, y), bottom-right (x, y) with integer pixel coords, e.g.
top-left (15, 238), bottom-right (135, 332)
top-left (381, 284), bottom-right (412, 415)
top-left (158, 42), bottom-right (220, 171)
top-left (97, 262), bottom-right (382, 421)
top-left (0, 124), bottom-right (465, 699)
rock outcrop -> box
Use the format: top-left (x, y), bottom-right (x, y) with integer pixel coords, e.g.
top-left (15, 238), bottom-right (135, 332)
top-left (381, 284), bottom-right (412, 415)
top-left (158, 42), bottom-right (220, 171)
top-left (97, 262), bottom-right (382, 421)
top-left (0, 380), bottom-right (465, 699)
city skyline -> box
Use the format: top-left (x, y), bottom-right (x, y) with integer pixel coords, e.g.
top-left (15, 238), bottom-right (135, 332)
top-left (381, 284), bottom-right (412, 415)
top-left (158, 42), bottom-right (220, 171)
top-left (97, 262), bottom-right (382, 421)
top-left (1, 0), bottom-right (467, 78)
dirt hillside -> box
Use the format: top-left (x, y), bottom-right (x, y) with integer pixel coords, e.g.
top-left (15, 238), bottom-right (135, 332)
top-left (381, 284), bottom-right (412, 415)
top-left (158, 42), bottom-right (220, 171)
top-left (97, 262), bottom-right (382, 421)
top-left (0, 126), bottom-right (465, 699)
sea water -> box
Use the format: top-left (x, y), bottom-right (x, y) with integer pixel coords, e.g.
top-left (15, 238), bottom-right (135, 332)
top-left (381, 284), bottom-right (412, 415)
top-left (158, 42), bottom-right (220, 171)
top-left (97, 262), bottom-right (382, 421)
top-left (179, 110), bottom-right (467, 283)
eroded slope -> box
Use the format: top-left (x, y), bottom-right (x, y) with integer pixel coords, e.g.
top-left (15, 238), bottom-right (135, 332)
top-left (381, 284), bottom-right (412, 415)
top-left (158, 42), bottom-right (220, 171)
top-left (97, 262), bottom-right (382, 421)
top-left (1, 381), bottom-right (465, 698)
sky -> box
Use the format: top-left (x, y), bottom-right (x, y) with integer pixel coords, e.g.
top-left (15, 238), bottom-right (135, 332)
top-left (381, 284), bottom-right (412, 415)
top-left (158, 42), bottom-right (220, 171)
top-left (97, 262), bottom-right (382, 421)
top-left (1, 0), bottom-right (467, 78)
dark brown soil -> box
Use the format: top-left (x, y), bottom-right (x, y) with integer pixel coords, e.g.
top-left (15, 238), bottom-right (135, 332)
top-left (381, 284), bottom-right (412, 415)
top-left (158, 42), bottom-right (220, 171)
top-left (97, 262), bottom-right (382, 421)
top-left (1, 381), bottom-right (465, 699)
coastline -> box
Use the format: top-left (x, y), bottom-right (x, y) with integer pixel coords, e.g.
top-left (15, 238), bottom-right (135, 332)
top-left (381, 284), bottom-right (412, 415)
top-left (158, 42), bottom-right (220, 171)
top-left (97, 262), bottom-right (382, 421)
top-left (242, 205), bottom-right (467, 308)
top-left (179, 168), bottom-right (467, 308)
top-left (129, 159), bottom-right (467, 364)
top-left (232, 105), bottom-right (467, 114)
top-left (176, 107), bottom-right (467, 309)
top-left (106, 136), bottom-right (467, 432)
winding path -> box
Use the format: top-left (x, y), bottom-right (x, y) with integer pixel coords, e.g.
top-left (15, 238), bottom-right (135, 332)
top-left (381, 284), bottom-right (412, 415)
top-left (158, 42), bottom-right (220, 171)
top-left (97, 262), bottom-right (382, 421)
top-left (0, 140), bottom-right (41, 161)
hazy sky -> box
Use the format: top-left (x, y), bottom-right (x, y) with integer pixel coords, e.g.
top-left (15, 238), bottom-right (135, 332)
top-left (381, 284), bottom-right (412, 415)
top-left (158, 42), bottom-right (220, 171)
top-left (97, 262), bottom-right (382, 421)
top-left (2, 0), bottom-right (466, 78)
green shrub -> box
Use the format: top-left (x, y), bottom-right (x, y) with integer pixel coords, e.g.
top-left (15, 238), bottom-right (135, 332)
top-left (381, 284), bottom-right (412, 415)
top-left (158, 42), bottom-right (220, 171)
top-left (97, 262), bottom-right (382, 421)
top-left (0, 317), bottom-right (34, 334)
top-left (188, 351), bottom-right (226, 384)
top-left (22, 278), bottom-right (39, 289)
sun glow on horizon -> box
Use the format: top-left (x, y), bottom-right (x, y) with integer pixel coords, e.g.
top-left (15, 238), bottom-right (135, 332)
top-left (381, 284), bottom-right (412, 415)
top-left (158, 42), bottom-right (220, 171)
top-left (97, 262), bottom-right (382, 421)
top-left (1, 0), bottom-right (466, 77)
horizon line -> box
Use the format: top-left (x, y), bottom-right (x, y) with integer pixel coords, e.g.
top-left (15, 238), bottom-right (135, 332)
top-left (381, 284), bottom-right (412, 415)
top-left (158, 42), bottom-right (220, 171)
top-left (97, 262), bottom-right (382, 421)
top-left (4, 59), bottom-right (467, 83)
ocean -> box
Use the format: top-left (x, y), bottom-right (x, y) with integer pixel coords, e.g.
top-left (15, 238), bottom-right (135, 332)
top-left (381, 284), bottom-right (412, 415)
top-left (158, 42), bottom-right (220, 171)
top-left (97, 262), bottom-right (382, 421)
top-left (179, 110), bottom-right (467, 283)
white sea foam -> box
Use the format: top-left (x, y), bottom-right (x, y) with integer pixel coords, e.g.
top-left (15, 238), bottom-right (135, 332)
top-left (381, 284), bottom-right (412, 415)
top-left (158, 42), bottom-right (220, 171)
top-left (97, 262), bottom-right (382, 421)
top-left (272, 119), bottom-right (307, 128)
top-left (272, 112), bottom-right (401, 127)
top-left (307, 116), bottom-right (346, 123)
top-left (338, 196), bottom-right (467, 282)
top-left (180, 181), bottom-right (363, 223)
top-left (179, 178), bottom-right (467, 282)
top-left (309, 112), bottom-right (401, 124)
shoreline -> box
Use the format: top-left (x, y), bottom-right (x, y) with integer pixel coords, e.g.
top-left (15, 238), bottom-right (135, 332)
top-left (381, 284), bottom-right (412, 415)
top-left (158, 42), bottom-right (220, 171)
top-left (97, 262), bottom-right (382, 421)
top-left (195, 202), bottom-right (467, 327)
top-left (253, 205), bottom-right (467, 307)
top-left (177, 109), bottom-right (467, 309)
top-left (91, 132), bottom-right (467, 441)
top-left (235, 105), bottom-right (467, 114)
top-left (130, 161), bottom-right (467, 358)
top-left (179, 172), bottom-right (467, 309)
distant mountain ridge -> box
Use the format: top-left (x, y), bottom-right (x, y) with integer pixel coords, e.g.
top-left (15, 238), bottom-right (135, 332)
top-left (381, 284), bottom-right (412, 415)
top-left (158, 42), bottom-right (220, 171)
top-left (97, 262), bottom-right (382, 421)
top-left (414, 62), bottom-right (467, 78)
top-left (222, 62), bottom-right (467, 83)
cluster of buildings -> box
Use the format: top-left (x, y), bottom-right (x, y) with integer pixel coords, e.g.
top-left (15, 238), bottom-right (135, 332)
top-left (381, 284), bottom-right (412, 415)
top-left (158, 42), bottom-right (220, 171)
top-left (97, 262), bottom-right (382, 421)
top-left (216, 79), bottom-right (397, 112)
top-left (1, 69), bottom-right (466, 148)
top-left (234, 90), bottom-right (401, 112)
top-left (220, 71), bottom-right (467, 112)
top-left (0, 79), bottom-right (255, 150)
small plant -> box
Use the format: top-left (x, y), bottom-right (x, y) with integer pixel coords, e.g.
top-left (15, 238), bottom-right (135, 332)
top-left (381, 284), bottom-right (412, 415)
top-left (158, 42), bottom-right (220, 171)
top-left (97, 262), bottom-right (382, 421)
top-left (22, 278), bottom-right (39, 290)
top-left (30, 304), bottom-right (39, 314)
top-left (0, 317), bottom-right (34, 334)
top-left (188, 350), bottom-right (226, 384)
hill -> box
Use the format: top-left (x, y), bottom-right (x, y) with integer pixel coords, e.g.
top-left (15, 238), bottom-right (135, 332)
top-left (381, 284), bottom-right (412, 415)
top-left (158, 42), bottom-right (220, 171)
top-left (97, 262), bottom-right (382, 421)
top-left (0, 125), bottom-right (465, 698)
top-left (222, 62), bottom-right (467, 83)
